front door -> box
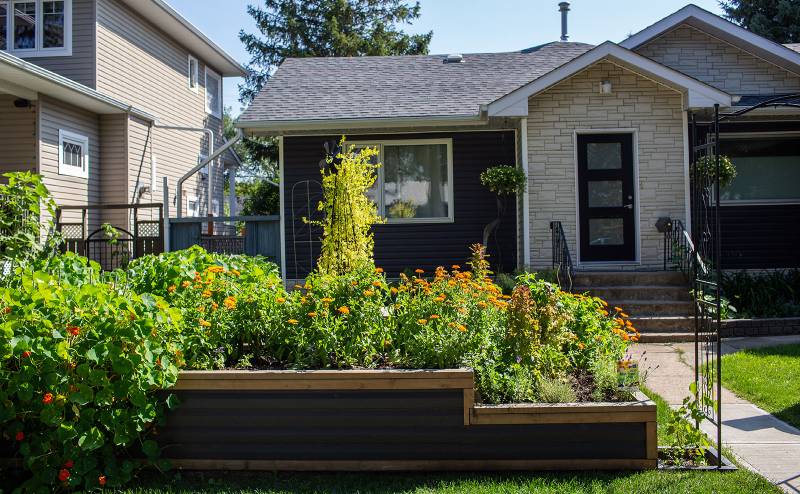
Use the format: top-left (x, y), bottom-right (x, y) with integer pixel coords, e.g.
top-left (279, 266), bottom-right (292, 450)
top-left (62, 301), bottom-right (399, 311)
top-left (577, 133), bottom-right (637, 263)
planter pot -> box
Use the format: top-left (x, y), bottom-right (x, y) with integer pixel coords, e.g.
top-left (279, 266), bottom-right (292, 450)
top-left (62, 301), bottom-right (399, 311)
top-left (658, 446), bottom-right (738, 471)
top-left (157, 369), bottom-right (658, 471)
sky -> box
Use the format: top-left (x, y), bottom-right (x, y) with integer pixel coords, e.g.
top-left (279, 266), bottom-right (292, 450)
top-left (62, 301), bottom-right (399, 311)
top-left (167, 0), bottom-right (726, 116)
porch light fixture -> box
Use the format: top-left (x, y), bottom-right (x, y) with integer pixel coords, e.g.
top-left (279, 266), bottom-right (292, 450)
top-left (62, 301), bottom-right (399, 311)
top-left (600, 80), bottom-right (613, 94)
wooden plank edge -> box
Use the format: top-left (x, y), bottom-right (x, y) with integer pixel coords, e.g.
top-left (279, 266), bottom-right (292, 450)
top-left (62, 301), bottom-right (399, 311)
top-left (172, 378), bottom-right (474, 391)
top-left (472, 404), bottom-right (657, 415)
top-left (646, 421), bottom-right (658, 460)
top-left (463, 388), bottom-right (475, 426)
top-left (178, 369), bottom-right (474, 379)
top-left (167, 458), bottom-right (657, 471)
top-left (470, 411), bottom-right (656, 425)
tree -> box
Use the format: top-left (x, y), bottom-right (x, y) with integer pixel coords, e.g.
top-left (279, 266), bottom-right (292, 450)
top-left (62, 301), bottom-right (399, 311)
top-left (239, 180), bottom-right (280, 216)
top-left (720, 0), bottom-right (800, 43)
top-left (238, 0), bottom-right (432, 103)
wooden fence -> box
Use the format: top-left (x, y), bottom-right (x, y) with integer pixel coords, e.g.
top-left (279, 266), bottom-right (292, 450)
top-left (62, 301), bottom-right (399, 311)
top-left (168, 215), bottom-right (281, 265)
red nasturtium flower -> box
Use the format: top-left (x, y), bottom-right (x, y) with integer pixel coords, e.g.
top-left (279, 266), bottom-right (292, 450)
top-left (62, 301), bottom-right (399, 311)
top-left (98, 475), bottom-right (107, 486)
top-left (21, 351), bottom-right (31, 359)
top-left (2, 306), bottom-right (10, 314)
top-left (58, 469), bottom-right (70, 482)
top-left (42, 393), bottom-right (54, 405)
top-left (63, 459), bottom-right (74, 469)
top-left (67, 326), bottom-right (80, 336)
top-left (15, 431), bottom-right (24, 441)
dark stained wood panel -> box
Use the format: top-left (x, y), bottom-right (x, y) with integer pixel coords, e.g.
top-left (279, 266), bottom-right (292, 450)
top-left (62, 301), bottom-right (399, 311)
top-left (720, 205), bottom-right (800, 269)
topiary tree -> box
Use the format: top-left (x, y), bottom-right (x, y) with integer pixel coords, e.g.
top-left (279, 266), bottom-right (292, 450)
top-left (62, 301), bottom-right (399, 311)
top-left (308, 138), bottom-right (385, 276)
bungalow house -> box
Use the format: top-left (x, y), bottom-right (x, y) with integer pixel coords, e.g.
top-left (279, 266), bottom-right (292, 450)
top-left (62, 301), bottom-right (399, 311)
top-left (0, 0), bottom-right (246, 233)
top-left (237, 3), bottom-right (800, 284)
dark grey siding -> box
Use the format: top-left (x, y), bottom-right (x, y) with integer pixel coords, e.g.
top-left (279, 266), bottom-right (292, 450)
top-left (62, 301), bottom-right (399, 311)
top-left (720, 204), bottom-right (800, 269)
top-left (23, 0), bottom-right (96, 88)
top-left (159, 389), bottom-right (646, 461)
top-left (283, 131), bottom-right (518, 279)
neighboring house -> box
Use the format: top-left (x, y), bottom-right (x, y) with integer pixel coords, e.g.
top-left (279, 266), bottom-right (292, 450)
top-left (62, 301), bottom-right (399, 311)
top-left (237, 4), bottom-right (800, 279)
top-left (0, 0), bottom-right (245, 232)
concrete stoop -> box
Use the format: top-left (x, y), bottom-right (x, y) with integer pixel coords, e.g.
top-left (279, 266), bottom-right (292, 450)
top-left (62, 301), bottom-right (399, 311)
top-left (572, 271), bottom-right (695, 343)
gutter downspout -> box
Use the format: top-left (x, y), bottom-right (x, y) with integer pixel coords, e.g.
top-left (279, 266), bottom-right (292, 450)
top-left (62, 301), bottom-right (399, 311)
top-left (154, 125), bottom-right (215, 218)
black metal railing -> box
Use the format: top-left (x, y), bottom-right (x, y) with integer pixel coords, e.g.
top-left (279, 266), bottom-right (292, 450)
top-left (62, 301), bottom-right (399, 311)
top-left (550, 221), bottom-right (574, 291)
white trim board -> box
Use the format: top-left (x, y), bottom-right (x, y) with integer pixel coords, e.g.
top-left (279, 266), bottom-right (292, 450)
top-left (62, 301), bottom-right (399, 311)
top-left (620, 4), bottom-right (800, 77)
top-left (487, 42), bottom-right (732, 117)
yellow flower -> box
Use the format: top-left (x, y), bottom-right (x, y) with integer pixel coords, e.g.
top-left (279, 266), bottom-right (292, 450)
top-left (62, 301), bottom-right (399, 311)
top-left (351, 280), bottom-right (358, 287)
top-left (600, 309), bottom-right (609, 316)
top-left (578, 342), bottom-right (586, 350)
top-left (417, 319), bottom-right (428, 325)
top-left (231, 269), bottom-right (241, 277)
top-left (322, 297), bottom-right (334, 304)
top-left (276, 297), bottom-right (286, 304)
top-left (167, 285), bottom-right (176, 293)
top-left (202, 290), bottom-right (212, 298)
top-left (307, 312), bottom-right (317, 318)
top-left (287, 319), bottom-right (299, 325)
top-left (434, 296), bottom-right (446, 303)
top-left (199, 318), bottom-right (211, 328)
top-left (338, 306), bottom-right (350, 315)
top-left (364, 290), bottom-right (375, 297)
top-left (223, 296), bottom-right (237, 309)
top-left (181, 280), bottom-right (191, 289)
top-left (197, 306), bottom-right (205, 313)
top-left (457, 324), bottom-right (467, 332)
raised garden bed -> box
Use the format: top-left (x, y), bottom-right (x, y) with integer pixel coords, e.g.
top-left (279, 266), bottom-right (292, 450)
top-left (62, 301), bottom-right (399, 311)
top-left (158, 369), bottom-right (657, 471)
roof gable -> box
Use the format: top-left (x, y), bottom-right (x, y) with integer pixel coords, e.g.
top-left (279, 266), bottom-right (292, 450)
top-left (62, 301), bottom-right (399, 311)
top-left (620, 4), bottom-right (800, 76)
top-left (487, 42), bottom-right (732, 117)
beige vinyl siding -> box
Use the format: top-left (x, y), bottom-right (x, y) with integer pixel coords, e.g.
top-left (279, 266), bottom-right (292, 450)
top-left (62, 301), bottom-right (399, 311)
top-left (95, 0), bottom-right (225, 216)
top-left (636, 24), bottom-right (800, 95)
top-left (37, 95), bottom-right (101, 227)
top-left (0, 95), bottom-right (37, 178)
top-left (22, 0), bottom-right (97, 88)
top-left (526, 61), bottom-right (686, 269)
top-left (98, 113), bottom-right (127, 225)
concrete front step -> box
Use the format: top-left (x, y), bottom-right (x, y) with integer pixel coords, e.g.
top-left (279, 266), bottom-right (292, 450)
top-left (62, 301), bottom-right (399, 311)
top-left (572, 271), bottom-right (688, 287)
top-left (574, 285), bottom-right (692, 302)
top-left (629, 316), bottom-right (694, 333)
top-left (605, 300), bottom-right (694, 317)
top-left (638, 332), bottom-right (696, 343)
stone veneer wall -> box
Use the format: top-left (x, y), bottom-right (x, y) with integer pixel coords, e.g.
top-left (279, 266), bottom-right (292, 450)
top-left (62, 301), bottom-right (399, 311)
top-left (722, 318), bottom-right (800, 338)
top-left (526, 61), bottom-right (686, 269)
top-left (636, 24), bottom-right (800, 95)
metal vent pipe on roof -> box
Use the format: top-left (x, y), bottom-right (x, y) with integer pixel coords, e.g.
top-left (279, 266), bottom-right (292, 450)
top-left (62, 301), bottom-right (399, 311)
top-left (559, 2), bottom-right (570, 42)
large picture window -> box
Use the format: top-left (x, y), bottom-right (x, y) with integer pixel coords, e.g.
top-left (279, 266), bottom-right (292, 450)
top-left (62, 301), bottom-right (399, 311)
top-left (719, 135), bottom-right (800, 204)
top-left (351, 139), bottom-right (453, 223)
top-left (3, 0), bottom-right (70, 56)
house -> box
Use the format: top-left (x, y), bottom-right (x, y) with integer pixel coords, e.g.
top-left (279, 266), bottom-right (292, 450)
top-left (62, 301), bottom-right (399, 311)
top-left (237, 3), bottom-right (800, 280)
top-left (0, 0), bottom-right (246, 234)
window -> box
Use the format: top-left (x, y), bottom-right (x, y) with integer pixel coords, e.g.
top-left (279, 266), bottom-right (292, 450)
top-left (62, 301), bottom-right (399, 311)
top-left (205, 67), bottom-right (221, 117)
top-left (719, 135), bottom-right (800, 204)
top-left (3, 0), bottom-right (70, 56)
top-left (187, 196), bottom-right (200, 217)
top-left (58, 129), bottom-right (88, 178)
top-left (187, 55), bottom-right (198, 91)
top-left (350, 139), bottom-right (453, 223)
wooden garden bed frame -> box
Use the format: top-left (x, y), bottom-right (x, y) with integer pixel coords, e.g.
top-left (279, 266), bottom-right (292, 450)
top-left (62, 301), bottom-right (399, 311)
top-left (159, 369), bottom-right (657, 471)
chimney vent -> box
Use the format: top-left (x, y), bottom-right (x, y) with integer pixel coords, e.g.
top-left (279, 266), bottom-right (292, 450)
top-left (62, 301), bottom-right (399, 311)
top-left (559, 2), bottom-right (570, 42)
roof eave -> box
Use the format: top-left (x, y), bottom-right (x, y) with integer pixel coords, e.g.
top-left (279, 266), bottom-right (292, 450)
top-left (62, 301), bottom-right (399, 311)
top-left (236, 114), bottom-right (489, 135)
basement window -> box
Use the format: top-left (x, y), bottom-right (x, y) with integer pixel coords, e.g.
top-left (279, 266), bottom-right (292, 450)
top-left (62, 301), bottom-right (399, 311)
top-left (58, 129), bottom-right (88, 179)
top-left (4, 0), bottom-right (71, 56)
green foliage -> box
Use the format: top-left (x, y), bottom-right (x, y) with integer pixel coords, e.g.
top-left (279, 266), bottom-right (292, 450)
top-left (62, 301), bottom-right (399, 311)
top-left (239, 179), bottom-right (280, 216)
top-left (0, 263), bottom-right (183, 490)
top-left (537, 377), bottom-right (577, 404)
top-left (480, 165), bottom-right (527, 196)
top-left (310, 139), bottom-right (385, 276)
top-left (239, 0), bottom-right (432, 103)
top-left (0, 172), bottom-right (59, 262)
top-left (693, 154), bottom-right (737, 188)
top-left (721, 0), bottom-right (800, 43)
top-left (720, 269), bottom-right (800, 318)
top-left (662, 383), bottom-right (713, 466)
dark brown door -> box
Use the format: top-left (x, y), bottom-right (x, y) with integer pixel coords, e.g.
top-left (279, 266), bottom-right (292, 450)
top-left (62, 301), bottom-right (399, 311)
top-left (577, 133), bottom-right (636, 262)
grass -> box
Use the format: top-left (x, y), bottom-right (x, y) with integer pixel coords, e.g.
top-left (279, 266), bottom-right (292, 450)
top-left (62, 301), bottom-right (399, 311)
top-left (110, 388), bottom-right (779, 494)
top-left (721, 343), bottom-right (800, 429)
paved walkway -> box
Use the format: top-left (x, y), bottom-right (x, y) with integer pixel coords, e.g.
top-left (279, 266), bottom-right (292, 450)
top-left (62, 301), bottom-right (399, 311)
top-left (630, 335), bottom-right (800, 493)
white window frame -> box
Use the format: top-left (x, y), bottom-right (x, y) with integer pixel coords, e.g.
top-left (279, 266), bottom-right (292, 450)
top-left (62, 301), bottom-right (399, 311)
top-left (187, 54), bottom-right (198, 92)
top-left (4, 0), bottom-right (72, 57)
top-left (186, 195), bottom-right (200, 217)
top-left (718, 131), bottom-right (800, 206)
top-left (204, 67), bottom-right (222, 118)
top-left (348, 138), bottom-right (454, 224)
top-left (58, 129), bottom-right (88, 179)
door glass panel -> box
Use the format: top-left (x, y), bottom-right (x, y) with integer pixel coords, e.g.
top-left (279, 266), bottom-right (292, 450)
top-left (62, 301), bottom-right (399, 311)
top-left (588, 218), bottom-right (624, 246)
top-left (587, 142), bottom-right (622, 170)
top-left (587, 180), bottom-right (622, 208)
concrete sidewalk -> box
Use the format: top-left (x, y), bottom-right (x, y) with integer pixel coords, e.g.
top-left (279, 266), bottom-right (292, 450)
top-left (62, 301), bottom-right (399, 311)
top-left (630, 335), bottom-right (800, 493)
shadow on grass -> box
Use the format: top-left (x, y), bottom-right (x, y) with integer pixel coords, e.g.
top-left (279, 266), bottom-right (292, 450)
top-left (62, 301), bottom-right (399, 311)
top-left (775, 402), bottom-right (800, 431)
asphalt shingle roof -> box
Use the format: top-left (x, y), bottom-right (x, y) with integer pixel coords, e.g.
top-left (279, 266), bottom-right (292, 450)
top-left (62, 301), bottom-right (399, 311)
top-left (238, 42), bottom-right (594, 124)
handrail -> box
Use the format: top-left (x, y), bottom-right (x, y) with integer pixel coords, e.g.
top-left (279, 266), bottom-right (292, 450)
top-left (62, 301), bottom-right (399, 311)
top-left (663, 219), bottom-right (708, 277)
top-left (549, 221), bottom-right (574, 291)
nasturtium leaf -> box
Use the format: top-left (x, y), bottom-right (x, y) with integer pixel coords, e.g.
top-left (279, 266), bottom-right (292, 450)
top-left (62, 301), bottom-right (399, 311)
top-left (141, 440), bottom-right (159, 459)
top-left (78, 427), bottom-right (104, 451)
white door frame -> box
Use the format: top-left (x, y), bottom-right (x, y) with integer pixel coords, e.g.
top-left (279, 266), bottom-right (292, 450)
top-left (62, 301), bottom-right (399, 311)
top-left (573, 128), bottom-right (641, 267)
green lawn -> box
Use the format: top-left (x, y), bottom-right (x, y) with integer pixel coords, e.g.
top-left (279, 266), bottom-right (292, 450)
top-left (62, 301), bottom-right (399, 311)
top-left (114, 387), bottom-right (778, 494)
top-left (721, 343), bottom-right (800, 429)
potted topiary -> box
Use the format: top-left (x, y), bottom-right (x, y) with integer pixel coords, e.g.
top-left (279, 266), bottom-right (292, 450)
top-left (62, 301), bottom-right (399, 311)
top-left (479, 165), bottom-right (526, 268)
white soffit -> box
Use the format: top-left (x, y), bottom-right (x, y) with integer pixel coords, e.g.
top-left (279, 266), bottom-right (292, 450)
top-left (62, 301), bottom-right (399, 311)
top-left (487, 42), bottom-right (732, 117)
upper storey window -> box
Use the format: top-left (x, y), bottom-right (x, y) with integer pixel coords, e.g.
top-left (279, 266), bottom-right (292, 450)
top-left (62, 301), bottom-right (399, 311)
top-left (205, 67), bottom-right (222, 118)
top-left (1, 0), bottom-right (71, 56)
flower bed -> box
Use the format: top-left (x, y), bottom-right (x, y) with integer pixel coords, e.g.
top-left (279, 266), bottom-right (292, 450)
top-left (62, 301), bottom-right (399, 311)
top-left (156, 369), bottom-right (657, 471)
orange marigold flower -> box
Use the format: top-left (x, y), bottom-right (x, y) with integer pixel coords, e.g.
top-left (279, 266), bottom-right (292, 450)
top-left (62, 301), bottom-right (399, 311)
top-left (201, 290), bottom-right (212, 298)
top-left (434, 296), bottom-right (446, 303)
top-left (577, 342), bottom-right (586, 350)
top-left (620, 312), bottom-right (629, 318)
top-left (451, 265), bottom-right (461, 270)
top-left (430, 314), bottom-right (440, 319)
top-left (231, 269), bottom-right (241, 277)
top-left (276, 297), bottom-right (287, 304)
top-left (456, 324), bottom-right (467, 332)
top-left (375, 267), bottom-right (384, 274)
top-left (415, 269), bottom-right (424, 274)
top-left (321, 297), bottom-right (333, 304)
top-left (42, 393), bottom-right (54, 405)
top-left (372, 281), bottom-right (382, 287)
top-left (181, 280), bottom-right (191, 289)
top-left (197, 306), bottom-right (205, 313)
top-left (614, 306), bottom-right (623, 312)
top-left (308, 312), bottom-right (317, 318)
top-left (67, 326), bottom-right (80, 336)
top-left (208, 266), bottom-right (224, 274)
top-left (199, 318), bottom-right (211, 328)
top-left (211, 302), bottom-right (219, 310)
top-left (167, 285), bottom-right (177, 293)
top-left (477, 301), bottom-right (488, 309)
top-left (600, 310), bottom-right (609, 316)
top-left (223, 296), bottom-right (237, 310)
top-left (417, 319), bottom-right (428, 325)
top-left (364, 290), bottom-right (375, 297)
top-left (338, 306), bottom-right (350, 315)
top-left (390, 288), bottom-right (399, 296)
top-left (98, 475), bottom-right (107, 486)
top-left (287, 319), bottom-right (299, 325)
